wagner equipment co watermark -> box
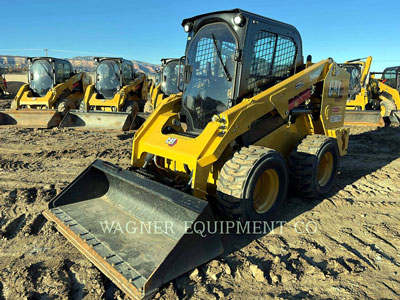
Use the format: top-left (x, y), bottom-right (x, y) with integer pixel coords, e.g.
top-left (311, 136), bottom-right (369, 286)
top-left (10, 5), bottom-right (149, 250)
top-left (99, 220), bottom-right (318, 237)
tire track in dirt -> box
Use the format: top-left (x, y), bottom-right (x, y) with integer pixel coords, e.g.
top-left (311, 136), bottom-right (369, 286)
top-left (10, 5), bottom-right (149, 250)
top-left (1, 125), bottom-right (400, 299)
top-left (380, 281), bottom-right (400, 297)
top-left (28, 215), bottom-right (47, 236)
top-left (321, 234), bottom-right (378, 270)
top-left (1, 214), bottom-right (26, 239)
top-left (344, 231), bottom-right (400, 268)
top-left (0, 159), bottom-right (43, 172)
top-left (363, 226), bottom-right (398, 251)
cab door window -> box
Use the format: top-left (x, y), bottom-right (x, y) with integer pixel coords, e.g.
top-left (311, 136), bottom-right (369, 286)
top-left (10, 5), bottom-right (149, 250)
top-left (342, 65), bottom-right (361, 99)
top-left (64, 64), bottom-right (72, 80)
top-left (122, 63), bottom-right (134, 84)
top-left (56, 62), bottom-right (65, 84)
top-left (382, 68), bottom-right (397, 89)
top-left (248, 30), bottom-right (297, 95)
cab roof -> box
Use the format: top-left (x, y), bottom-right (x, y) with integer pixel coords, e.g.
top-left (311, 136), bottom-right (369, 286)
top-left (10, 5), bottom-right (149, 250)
top-left (181, 8), bottom-right (299, 33)
top-left (94, 57), bottom-right (133, 65)
top-left (27, 57), bottom-right (70, 64)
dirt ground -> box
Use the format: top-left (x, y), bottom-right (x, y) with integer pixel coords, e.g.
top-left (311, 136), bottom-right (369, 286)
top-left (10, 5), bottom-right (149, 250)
top-left (0, 97), bottom-right (399, 299)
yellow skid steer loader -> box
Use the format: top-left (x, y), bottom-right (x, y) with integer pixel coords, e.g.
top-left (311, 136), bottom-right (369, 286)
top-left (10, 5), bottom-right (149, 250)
top-left (43, 9), bottom-right (350, 300)
top-left (339, 57), bottom-right (383, 126)
top-left (369, 66), bottom-right (400, 126)
top-left (59, 57), bottom-right (149, 131)
top-left (0, 57), bottom-right (91, 128)
top-left (145, 58), bottom-right (184, 113)
top-left (0, 70), bottom-right (8, 98)
top-left (341, 57), bottom-right (400, 126)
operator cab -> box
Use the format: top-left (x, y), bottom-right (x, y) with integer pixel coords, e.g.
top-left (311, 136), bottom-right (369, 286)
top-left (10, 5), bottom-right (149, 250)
top-left (382, 66), bottom-right (400, 91)
top-left (154, 69), bottom-right (161, 86)
top-left (160, 58), bottom-right (184, 96)
top-left (340, 63), bottom-right (362, 100)
top-left (180, 9), bottom-right (303, 134)
top-left (94, 57), bottom-right (136, 99)
top-left (28, 57), bottom-right (74, 97)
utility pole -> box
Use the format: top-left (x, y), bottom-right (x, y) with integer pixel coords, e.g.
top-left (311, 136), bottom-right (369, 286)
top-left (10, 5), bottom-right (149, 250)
top-left (44, 48), bottom-right (48, 57)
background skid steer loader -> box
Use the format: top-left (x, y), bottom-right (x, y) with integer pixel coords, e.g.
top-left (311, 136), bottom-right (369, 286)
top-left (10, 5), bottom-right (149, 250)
top-left (43, 9), bottom-right (350, 300)
top-left (341, 58), bottom-right (400, 126)
top-left (0, 69), bottom-right (9, 98)
top-left (339, 57), bottom-right (384, 126)
top-left (60, 57), bottom-right (149, 131)
top-left (145, 58), bottom-right (184, 113)
top-left (0, 57), bottom-right (91, 128)
top-left (369, 66), bottom-right (400, 125)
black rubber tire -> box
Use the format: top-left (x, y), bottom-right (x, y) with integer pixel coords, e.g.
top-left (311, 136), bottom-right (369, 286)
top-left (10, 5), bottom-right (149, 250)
top-left (216, 146), bottom-right (288, 222)
top-left (10, 100), bottom-right (17, 109)
top-left (79, 99), bottom-right (86, 111)
top-left (288, 135), bottom-right (339, 199)
top-left (56, 98), bottom-right (75, 114)
top-left (380, 99), bottom-right (397, 117)
top-left (143, 100), bottom-right (154, 114)
top-left (123, 101), bottom-right (139, 117)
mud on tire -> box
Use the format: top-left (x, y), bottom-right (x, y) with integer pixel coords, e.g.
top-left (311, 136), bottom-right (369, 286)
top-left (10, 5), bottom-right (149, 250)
top-left (10, 100), bottom-right (18, 109)
top-left (78, 99), bottom-right (86, 111)
top-left (216, 145), bottom-right (288, 222)
top-left (123, 101), bottom-right (139, 117)
top-left (56, 98), bottom-right (76, 114)
top-left (288, 135), bottom-right (339, 199)
top-left (143, 100), bottom-right (154, 114)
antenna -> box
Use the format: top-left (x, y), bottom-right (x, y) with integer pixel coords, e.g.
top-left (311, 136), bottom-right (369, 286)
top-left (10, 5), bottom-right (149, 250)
top-left (44, 48), bottom-right (48, 57)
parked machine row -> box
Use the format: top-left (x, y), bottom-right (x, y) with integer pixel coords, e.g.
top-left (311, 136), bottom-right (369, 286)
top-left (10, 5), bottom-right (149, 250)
top-left (2, 57), bottom-right (399, 130)
top-left (0, 57), bottom-right (165, 130)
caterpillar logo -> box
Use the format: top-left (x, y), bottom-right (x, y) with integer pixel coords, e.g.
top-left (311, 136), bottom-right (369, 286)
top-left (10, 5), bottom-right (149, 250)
top-left (165, 137), bottom-right (178, 147)
top-left (328, 80), bottom-right (344, 98)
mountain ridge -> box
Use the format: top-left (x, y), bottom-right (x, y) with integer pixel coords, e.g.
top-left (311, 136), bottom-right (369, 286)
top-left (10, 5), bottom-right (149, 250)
top-left (0, 55), bottom-right (158, 73)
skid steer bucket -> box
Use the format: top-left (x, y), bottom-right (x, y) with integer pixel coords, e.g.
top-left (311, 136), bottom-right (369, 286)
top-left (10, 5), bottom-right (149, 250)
top-left (344, 110), bottom-right (384, 126)
top-left (0, 109), bottom-right (61, 128)
top-left (43, 159), bottom-right (224, 300)
top-left (384, 110), bottom-right (400, 127)
top-left (59, 110), bottom-right (134, 131)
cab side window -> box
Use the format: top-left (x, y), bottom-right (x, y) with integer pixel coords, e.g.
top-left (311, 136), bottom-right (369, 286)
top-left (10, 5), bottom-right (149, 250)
top-left (122, 63), bottom-right (134, 84)
top-left (344, 66), bottom-right (361, 99)
top-left (248, 30), bottom-right (297, 95)
top-left (56, 62), bottom-right (64, 83)
top-left (382, 68), bottom-right (397, 89)
top-left (64, 64), bottom-right (72, 79)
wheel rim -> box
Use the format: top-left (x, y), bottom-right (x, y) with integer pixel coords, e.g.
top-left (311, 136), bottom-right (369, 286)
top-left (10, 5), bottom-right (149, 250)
top-left (253, 169), bottom-right (279, 214)
top-left (317, 151), bottom-right (334, 186)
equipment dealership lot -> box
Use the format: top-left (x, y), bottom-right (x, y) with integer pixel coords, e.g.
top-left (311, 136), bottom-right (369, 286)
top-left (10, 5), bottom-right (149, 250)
top-left (0, 117), bottom-right (399, 299)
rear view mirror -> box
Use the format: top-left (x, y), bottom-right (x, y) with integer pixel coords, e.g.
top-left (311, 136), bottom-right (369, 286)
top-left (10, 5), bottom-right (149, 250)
top-left (183, 64), bottom-right (193, 84)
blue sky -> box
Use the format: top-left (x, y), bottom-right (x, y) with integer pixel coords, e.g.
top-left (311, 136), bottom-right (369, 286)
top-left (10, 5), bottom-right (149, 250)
top-left (2, 0), bottom-right (400, 71)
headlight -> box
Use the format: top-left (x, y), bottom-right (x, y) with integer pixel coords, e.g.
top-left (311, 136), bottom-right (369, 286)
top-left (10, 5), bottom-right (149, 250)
top-left (233, 14), bottom-right (245, 26)
top-left (183, 23), bottom-right (193, 33)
